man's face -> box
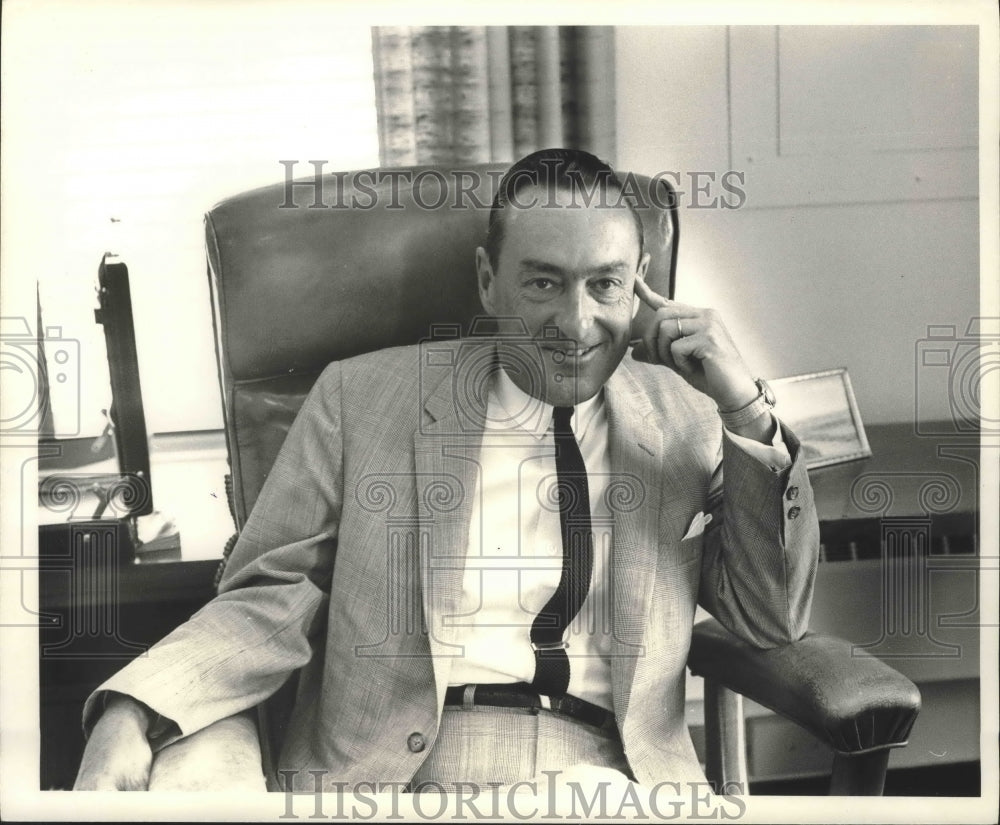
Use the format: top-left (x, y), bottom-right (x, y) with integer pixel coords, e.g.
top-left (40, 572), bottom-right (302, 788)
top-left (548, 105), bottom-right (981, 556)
top-left (476, 185), bottom-right (650, 406)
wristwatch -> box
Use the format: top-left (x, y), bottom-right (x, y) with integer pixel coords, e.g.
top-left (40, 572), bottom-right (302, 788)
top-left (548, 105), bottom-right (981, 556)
top-left (718, 377), bottom-right (776, 429)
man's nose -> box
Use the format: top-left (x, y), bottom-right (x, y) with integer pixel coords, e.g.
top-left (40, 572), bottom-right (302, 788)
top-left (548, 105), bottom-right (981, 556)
top-left (552, 284), bottom-right (596, 342)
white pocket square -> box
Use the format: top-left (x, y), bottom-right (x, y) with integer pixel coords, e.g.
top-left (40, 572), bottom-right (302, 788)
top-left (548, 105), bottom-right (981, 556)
top-left (682, 511), bottom-right (712, 540)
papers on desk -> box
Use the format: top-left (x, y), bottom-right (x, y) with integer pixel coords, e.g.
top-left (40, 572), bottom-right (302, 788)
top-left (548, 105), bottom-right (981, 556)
top-left (135, 510), bottom-right (181, 559)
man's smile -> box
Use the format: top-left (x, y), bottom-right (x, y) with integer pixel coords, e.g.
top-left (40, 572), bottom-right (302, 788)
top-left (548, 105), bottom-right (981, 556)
top-left (542, 343), bottom-right (604, 364)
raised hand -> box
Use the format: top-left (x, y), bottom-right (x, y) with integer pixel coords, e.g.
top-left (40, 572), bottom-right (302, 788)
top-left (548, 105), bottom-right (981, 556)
top-left (630, 278), bottom-right (759, 413)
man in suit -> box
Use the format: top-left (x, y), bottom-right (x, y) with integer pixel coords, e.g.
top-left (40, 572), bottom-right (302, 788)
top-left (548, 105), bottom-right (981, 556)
top-left (75, 148), bottom-right (818, 794)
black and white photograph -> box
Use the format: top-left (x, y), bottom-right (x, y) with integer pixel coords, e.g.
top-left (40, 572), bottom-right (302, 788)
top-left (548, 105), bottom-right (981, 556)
top-left (1, 1), bottom-right (996, 821)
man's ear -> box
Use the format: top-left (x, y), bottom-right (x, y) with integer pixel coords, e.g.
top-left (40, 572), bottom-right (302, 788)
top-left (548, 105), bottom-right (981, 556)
top-left (632, 252), bottom-right (652, 319)
top-left (475, 247), bottom-right (496, 315)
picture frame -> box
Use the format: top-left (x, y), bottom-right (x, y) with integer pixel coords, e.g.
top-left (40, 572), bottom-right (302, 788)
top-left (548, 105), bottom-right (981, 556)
top-left (770, 367), bottom-right (873, 469)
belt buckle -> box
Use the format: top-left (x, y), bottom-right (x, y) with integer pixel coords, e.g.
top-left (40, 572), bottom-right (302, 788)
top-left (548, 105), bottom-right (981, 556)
top-left (548, 694), bottom-right (575, 718)
top-left (530, 640), bottom-right (569, 652)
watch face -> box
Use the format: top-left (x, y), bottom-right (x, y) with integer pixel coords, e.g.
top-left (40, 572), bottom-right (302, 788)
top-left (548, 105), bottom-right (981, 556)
top-left (758, 378), bottom-right (776, 407)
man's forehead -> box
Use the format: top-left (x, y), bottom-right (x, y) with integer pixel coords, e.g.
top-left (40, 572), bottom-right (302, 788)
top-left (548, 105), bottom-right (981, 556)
top-left (517, 256), bottom-right (635, 276)
top-left (504, 222), bottom-right (640, 276)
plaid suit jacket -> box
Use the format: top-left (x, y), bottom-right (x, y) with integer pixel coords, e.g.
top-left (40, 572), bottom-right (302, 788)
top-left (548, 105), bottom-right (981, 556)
top-left (86, 339), bottom-right (818, 788)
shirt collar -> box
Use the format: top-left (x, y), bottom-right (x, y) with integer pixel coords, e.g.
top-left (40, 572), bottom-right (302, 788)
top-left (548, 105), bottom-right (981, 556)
top-left (492, 365), bottom-right (605, 441)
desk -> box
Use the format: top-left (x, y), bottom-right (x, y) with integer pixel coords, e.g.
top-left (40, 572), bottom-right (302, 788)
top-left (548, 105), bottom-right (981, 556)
top-left (38, 432), bottom-right (230, 788)
top-left (38, 421), bottom-right (983, 788)
top-left (809, 422), bottom-right (979, 550)
top-left (697, 421), bottom-right (982, 782)
top-left (806, 420), bottom-right (980, 684)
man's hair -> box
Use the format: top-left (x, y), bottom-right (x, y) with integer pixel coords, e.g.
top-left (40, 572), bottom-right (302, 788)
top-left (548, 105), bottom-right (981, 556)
top-left (484, 147), bottom-right (645, 270)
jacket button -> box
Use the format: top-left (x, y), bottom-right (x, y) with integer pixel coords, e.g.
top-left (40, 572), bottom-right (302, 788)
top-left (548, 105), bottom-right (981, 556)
top-left (407, 732), bottom-right (426, 753)
top-left (786, 486), bottom-right (800, 501)
top-left (787, 506), bottom-right (801, 519)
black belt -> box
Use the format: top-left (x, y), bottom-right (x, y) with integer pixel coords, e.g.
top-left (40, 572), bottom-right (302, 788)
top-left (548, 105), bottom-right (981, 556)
top-left (444, 683), bottom-right (614, 731)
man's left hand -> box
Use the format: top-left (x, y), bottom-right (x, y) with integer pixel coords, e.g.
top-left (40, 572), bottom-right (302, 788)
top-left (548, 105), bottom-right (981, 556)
top-left (630, 278), bottom-right (759, 412)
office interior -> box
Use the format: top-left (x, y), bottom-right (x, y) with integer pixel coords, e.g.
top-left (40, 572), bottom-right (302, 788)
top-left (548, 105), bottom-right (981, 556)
top-left (0, 8), bottom-right (990, 800)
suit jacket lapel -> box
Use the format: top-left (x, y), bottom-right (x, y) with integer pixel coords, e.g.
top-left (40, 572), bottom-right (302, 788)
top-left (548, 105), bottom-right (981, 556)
top-left (412, 340), bottom-right (491, 717)
top-left (605, 364), bottom-right (662, 718)
top-left (606, 361), bottom-right (713, 722)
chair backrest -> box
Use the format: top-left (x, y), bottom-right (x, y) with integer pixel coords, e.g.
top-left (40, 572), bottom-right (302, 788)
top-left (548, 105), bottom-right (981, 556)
top-left (205, 164), bottom-right (678, 527)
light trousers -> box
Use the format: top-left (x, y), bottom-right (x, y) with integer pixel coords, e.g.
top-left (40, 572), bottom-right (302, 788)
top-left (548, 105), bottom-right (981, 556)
top-left (409, 704), bottom-right (632, 792)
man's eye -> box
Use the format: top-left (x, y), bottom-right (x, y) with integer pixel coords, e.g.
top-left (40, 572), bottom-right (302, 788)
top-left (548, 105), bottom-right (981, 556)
top-left (594, 278), bottom-right (620, 292)
top-left (529, 278), bottom-right (555, 290)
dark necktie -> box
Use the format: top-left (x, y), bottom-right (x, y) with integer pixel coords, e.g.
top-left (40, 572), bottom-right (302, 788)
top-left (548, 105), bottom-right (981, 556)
top-left (529, 405), bottom-right (595, 697)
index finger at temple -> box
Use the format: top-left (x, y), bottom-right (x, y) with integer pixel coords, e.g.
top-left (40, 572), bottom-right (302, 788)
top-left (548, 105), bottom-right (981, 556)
top-left (633, 277), bottom-right (670, 310)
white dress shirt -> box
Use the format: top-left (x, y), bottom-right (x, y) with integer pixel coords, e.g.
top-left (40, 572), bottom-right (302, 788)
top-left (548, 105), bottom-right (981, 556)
top-left (448, 366), bottom-right (791, 710)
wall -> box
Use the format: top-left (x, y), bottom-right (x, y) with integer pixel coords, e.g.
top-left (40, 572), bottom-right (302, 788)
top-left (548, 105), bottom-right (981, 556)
top-left (615, 26), bottom-right (980, 425)
top-left (4, 4), bottom-right (379, 436)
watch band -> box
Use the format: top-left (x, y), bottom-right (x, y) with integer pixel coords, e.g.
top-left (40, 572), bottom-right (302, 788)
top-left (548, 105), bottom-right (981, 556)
top-left (718, 378), bottom-right (775, 429)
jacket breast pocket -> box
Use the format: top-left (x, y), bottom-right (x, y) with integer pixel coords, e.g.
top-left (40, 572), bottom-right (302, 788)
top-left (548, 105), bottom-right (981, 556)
top-left (665, 534), bottom-right (703, 567)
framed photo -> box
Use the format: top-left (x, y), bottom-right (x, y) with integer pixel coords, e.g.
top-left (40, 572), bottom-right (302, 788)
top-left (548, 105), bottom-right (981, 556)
top-left (770, 368), bottom-right (873, 469)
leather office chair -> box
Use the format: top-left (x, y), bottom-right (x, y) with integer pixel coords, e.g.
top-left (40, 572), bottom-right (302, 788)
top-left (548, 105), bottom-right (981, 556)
top-left (197, 164), bottom-right (920, 795)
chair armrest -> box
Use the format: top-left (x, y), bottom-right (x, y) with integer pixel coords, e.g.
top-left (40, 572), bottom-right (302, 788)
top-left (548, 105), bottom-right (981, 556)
top-left (688, 619), bottom-right (921, 755)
